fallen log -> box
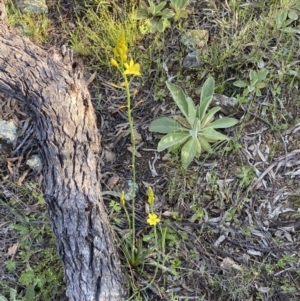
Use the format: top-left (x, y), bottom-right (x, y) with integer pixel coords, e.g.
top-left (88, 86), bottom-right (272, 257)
top-left (0, 1), bottom-right (127, 300)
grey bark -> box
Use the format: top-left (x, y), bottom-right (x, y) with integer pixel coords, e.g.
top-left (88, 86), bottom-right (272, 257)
top-left (0, 1), bottom-right (127, 300)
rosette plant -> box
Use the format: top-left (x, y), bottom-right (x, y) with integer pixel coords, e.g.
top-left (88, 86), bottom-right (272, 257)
top-left (149, 77), bottom-right (238, 168)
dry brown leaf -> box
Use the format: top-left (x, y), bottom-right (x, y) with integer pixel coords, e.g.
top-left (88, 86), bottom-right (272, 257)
top-left (107, 176), bottom-right (120, 190)
top-left (7, 243), bottom-right (19, 257)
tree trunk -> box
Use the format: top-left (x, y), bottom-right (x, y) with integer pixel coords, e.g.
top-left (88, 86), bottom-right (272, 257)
top-left (0, 2), bottom-right (127, 300)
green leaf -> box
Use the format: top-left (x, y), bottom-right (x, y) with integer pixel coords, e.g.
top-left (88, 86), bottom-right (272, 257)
top-left (154, 1), bottom-right (166, 14)
top-left (181, 137), bottom-right (199, 168)
top-left (149, 117), bottom-right (188, 133)
top-left (256, 69), bottom-right (268, 81)
top-left (199, 77), bottom-right (215, 121)
top-left (173, 115), bottom-right (190, 128)
top-left (0, 295), bottom-right (9, 301)
top-left (288, 10), bottom-right (298, 20)
top-left (249, 70), bottom-right (256, 83)
top-left (233, 79), bottom-right (248, 88)
top-left (4, 260), bottom-right (16, 271)
top-left (198, 137), bottom-right (212, 153)
top-left (186, 96), bottom-right (196, 127)
top-left (255, 82), bottom-right (267, 89)
top-left (275, 10), bottom-right (288, 29)
top-left (19, 268), bottom-right (35, 286)
top-left (24, 286), bottom-right (35, 301)
top-left (166, 82), bottom-right (190, 121)
top-left (161, 8), bottom-right (175, 19)
top-left (202, 127), bottom-right (230, 141)
top-left (200, 106), bottom-right (221, 127)
top-left (157, 133), bottom-right (189, 152)
top-left (209, 117), bottom-right (238, 129)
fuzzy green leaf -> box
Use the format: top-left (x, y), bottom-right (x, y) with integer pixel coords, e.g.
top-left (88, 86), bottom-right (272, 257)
top-left (186, 96), bottom-right (196, 127)
top-left (200, 106), bottom-right (221, 127)
top-left (166, 82), bottom-right (188, 114)
top-left (199, 77), bottom-right (215, 121)
top-left (198, 136), bottom-right (212, 153)
top-left (208, 117), bottom-right (238, 129)
top-left (154, 1), bottom-right (167, 14)
top-left (256, 69), bottom-right (268, 81)
top-left (157, 133), bottom-right (189, 152)
top-left (149, 117), bottom-right (188, 133)
top-left (173, 115), bottom-right (190, 128)
top-left (288, 10), bottom-right (298, 20)
top-left (202, 127), bottom-right (230, 141)
top-left (233, 80), bottom-right (248, 88)
top-left (255, 82), bottom-right (267, 89)
top-left (181, 137), bottom-right (199, 168)
top-left (161, 8), bottom-right (175, 18)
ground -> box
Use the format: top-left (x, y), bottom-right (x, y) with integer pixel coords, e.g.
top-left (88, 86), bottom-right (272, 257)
top-left (1, 0), bottom-right (300, 300)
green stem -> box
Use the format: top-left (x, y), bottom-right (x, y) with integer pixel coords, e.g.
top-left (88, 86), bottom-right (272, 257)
top-left (123, 74), bottom-right (137, 260)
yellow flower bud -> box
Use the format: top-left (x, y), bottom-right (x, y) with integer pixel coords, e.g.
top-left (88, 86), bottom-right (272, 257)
top-left (120, 190), bottom-right (125, 206)
top-left (147, 187), bottom-right (155, 205)
top-left (110, 58), bottom-right (119, 68)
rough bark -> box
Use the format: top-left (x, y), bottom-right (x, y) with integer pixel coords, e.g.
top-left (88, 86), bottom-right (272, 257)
top-left (0, 2), bottom-right (126, 300)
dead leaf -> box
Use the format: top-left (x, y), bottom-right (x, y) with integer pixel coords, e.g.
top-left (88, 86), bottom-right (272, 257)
top-left (107, 176), bottom-right (120, 190)
top-left (7, 243), bottom-right (19, 257)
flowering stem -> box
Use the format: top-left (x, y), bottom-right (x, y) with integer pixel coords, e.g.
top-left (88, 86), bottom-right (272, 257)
top-left (123, 74), bottom-right (137, 260)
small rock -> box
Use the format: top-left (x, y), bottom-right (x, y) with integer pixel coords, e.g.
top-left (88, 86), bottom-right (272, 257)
top-left (212, 94), bottom-right (239, 115)
top-left (0, 120), bottom-right (17, 153)
top-left (16, 0), bottom-right (48, 14)
top-left (183, 50), bottom-right (204, 68)
top-left (26, 155), bottom-right (42, 171)
top-left (124, 180), bottom-right (139, 201)
top-left (181, 29), bottom-right (209, 51)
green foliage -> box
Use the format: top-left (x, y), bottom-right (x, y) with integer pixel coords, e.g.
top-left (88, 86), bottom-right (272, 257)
top-left (274, 2), bottom-right (299, 33)
top-left (0, 289), bottom-right (22, 301)
top-left (71, 1), bottom-right (140, 67)
top-left (149, 77), bottom-right (238, 168)
top-left (233, 69), bottom-right (269, 102)
top-left (0, 186), bottom-right (64, 301)
top-left (109, 200), bottom-right (122, 213)
top-left (6, 0), bottom-right (49, 43)
top-left (137, 0), bottom-right (175, 33)
top-left (170, 0), bottom-right (189, 21)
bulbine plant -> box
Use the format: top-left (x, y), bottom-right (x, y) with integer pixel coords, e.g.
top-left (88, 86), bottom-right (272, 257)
top-left (110, 34), bottom-right (161, 275)
top-left (149, 77), bottom-right (238, 168)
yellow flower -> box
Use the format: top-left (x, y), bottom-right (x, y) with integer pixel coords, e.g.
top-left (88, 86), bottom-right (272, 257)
top-left (147, 213), bottom-right (160, 226)
top-left (120, 190), bottom-right (125, 206)
top-left (147, 187), bottom-right (155, 206)
top-left (123, 59), bottom-right (141, 76)
top-left (110, 58), bottom-right (119, 68)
